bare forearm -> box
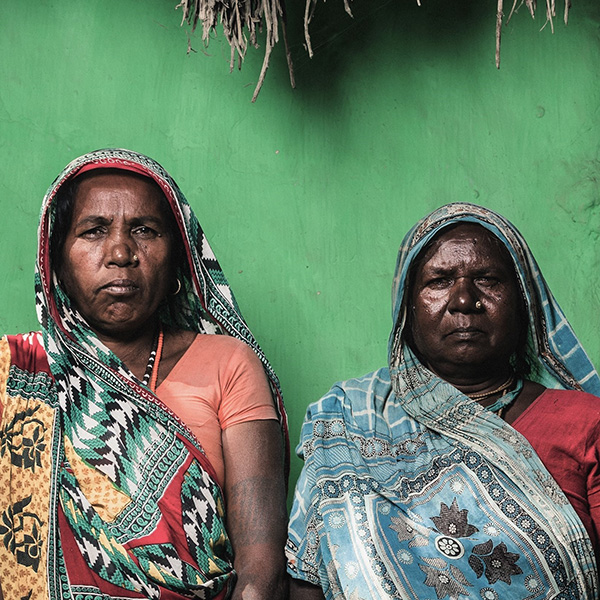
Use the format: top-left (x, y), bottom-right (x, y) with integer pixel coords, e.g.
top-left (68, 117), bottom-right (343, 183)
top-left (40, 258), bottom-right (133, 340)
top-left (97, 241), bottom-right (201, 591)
top-left (231, 566), bottom-right (288, 600)
top-left (227, 476), bottom-right (288, 600)
top-left (226, 475), bottom-right (287, 547)
top-left (223, 420), bottom-right (288, 600)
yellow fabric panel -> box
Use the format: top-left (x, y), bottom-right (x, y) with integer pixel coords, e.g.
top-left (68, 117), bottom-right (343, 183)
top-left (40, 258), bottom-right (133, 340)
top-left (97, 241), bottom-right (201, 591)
top-left (63, 436), bottom-right (131, 522)
top-left (0, 337), bottom-right (54, 600)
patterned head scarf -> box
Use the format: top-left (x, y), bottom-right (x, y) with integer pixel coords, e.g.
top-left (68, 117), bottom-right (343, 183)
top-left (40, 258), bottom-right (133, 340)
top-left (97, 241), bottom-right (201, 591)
top-left (388, 202), bottom-right (600, 395)
top-left (38, 148), bottom-right (286, 425)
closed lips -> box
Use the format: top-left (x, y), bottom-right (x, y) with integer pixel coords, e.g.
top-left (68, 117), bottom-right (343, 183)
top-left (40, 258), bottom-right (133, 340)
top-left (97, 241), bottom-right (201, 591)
top-left (99, 279), bottom-right (138, 292)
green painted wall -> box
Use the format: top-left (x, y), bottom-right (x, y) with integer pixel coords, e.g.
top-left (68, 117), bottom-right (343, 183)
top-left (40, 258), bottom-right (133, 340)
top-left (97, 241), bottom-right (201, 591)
top-left (1, 0), bottom-right (599, 493)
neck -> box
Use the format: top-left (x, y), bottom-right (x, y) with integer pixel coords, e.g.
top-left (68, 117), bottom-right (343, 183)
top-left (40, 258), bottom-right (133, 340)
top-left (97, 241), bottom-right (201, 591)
top-left (464, 373), bottom-right (516, 405)
top-left (426, 365), bottom-right (515, 402)
top-left (93, 320), bottom-right (160, 376)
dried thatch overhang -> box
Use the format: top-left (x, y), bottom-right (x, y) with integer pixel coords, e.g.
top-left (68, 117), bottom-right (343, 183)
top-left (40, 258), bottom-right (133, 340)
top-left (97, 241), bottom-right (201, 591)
top-left (176, 0), bottom-right (572, 101)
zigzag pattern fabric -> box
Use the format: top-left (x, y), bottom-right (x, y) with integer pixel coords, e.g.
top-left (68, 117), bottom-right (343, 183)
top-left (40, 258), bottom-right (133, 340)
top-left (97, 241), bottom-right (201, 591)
top-left (0, 149), bottom-right (286, 600)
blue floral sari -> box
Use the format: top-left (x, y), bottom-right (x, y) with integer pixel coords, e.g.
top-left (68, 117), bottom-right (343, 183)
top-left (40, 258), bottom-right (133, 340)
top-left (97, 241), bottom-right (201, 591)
top-left (287, 203), bottom-right (599, 599)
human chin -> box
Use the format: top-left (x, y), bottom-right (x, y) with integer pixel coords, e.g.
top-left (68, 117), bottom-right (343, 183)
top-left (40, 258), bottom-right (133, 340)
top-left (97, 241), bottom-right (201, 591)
top-left (83, 302), bottom-right (147, 334)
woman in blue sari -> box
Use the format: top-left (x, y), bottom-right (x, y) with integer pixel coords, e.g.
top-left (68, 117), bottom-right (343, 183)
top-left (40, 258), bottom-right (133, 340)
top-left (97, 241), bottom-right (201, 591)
top-left (287, 203), bottom-right (600, 600)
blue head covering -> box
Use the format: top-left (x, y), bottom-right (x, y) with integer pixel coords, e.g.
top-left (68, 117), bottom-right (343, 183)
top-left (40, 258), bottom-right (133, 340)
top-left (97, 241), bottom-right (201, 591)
top-left (287, 202), bottom-right (599, 600)
top-left (388, 202), bottom-right (600, 395)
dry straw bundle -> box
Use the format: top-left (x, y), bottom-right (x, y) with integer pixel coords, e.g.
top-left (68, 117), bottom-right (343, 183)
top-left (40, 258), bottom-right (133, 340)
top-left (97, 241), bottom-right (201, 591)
top-left (495, 0), bottom-right (571, 66)
top-left (303, 0), bottom-right (572, 67)
top-left (177, 0), bottom-right (294, 101)
top-left (177, 0), bottom-right (571, 100)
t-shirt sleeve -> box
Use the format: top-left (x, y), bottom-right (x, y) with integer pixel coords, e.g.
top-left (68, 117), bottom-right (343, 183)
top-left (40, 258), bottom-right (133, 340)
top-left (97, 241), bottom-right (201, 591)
top-left (217, 340), bottom-right (278, 430)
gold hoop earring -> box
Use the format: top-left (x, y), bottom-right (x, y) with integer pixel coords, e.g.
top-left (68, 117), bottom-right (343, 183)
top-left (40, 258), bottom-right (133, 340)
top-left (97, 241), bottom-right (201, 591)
top-left (172, 278), bottom-right (182, 296)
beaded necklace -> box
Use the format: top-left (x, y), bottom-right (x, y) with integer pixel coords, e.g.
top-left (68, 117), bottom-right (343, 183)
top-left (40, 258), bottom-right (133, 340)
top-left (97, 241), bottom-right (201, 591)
top-left (467, 374), bottom-right (515, 401)
top-left (142, 326), bottom-right (164, 393)
top-left (472, 377), bottom-right (523, 419)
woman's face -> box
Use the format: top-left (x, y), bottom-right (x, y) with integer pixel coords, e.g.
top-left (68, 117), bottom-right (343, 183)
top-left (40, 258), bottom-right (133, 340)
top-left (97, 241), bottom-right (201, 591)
top-left (58, 171), bottom-right (173, 339)
top-left (409, 223), bottom-right (523, 383)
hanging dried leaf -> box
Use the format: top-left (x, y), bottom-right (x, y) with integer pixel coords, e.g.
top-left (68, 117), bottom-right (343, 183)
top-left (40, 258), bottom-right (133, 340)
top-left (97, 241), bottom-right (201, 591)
top-left (304, 0), bottom-right (353, 58)
top-left (497, 0), bottom-right (570, 67)
top-left (304, 0), bottom-right (572, 67)
top-left (177, 0), bottom-right (295, 101)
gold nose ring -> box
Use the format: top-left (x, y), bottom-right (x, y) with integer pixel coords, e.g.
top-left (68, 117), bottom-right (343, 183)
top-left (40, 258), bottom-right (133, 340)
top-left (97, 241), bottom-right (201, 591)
top-left (132, 254), bottom-right (139, 264)
top-left (475, 301), bottom-right (482, 310)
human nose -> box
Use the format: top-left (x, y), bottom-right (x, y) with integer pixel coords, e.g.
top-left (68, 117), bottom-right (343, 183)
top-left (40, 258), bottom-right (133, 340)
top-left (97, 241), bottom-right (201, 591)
top-left (448, 278), bottom-right (479, 312)
top-left (106, 234), bottom-right (137, 267)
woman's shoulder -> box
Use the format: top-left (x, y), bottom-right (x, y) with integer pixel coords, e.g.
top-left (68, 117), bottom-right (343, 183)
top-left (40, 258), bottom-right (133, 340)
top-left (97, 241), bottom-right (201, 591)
top-left (190, 332), bottom-right (253, 350)
top-left (538, 387), bottom-right (600, 407)
top-left (186, 333), bottom-right (261, 363)
top-left (340, 367), bottom-right (391, 390)
top-left (304, 367), bottom-right (391, 418)
top-left (2, 332), bottom-right (50, 375)
top-left (521, 387), bottom-right (600, 431)
top-left (164, 332), bottom-right (265, 387)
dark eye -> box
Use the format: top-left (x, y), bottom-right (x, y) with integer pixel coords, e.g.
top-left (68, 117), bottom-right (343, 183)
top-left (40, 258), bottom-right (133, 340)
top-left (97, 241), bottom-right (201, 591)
top-left (132, 226), bottom-right (159, 238)
top-left (427, 277), bottom-right (452, 289)
top-left (475, 277), bottom-right (498, 287)
top-left (80, 226), bottom-right (106, 239)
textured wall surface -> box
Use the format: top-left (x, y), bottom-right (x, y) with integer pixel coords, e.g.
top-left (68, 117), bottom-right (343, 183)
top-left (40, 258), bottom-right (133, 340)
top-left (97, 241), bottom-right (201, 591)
top-left (1, 0), bottom-right (599, 490)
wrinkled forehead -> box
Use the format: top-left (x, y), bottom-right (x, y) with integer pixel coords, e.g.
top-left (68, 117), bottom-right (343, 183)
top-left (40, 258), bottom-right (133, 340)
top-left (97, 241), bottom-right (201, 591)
top-left (76, 161), bottom-right (165, 186)
top-left (67, 168), bottom-right (167, 204)
top-left (413, 222), bottom-right (514, 273)
top-left (61, 163), bottom-right (167, 197)
top-left (47, 157), bottom-right (180, 217)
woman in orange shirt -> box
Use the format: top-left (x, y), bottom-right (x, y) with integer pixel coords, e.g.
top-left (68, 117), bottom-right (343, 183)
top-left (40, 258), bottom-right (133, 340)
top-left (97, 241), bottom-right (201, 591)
top-left (0, 149), bottom-right (288, 600)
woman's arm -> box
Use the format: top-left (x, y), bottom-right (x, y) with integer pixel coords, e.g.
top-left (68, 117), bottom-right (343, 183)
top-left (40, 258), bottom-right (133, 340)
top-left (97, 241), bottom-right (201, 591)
top-left (222, 419), bottom-right (288, 600)
top-left (289, 578), bottom-right (325, 600)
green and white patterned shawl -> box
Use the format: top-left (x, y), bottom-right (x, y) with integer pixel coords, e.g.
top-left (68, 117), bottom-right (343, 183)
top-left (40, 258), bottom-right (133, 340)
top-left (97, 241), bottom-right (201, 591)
top-left (4, 148), bottom-right (286, 599)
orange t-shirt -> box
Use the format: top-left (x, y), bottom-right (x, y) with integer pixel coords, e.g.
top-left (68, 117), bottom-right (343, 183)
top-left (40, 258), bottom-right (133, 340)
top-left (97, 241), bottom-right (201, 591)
top-left (156, 333), bottom-right (277, 486)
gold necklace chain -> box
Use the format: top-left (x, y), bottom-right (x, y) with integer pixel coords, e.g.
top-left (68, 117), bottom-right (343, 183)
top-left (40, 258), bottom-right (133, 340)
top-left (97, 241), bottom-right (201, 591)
top-left (466, 374), bottom-right (515, 401)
